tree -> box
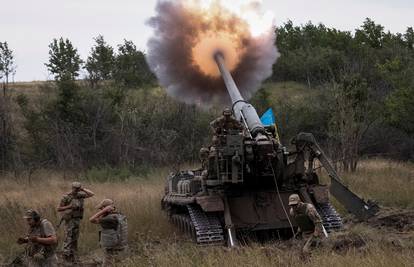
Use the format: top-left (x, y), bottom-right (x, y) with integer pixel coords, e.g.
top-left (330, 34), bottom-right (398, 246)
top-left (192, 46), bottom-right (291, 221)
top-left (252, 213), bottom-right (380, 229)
top-left (85, 35), bottom-right (115, 87)
top-left (386, 87), bottom-right (414, 135)
top-left (0, 41), bottom-right (17, 96)
top-left (405, 27), bottom-right (414, 49)
top-left (274, 21), bottom-right (349, 85)
top-left (329, 74), bottom-right (376, 172)
top-left (0, 48), bottom-right (3, 82)
top-left (355, 18), bottom-right (385, 48)
top-left (45, 38), bottom-right (83, 81)
top-left (0, 41), bottom-right (17, 172)
top-left (113, 40), bottom-right (155, 88)
top-left (251, 87), bottom-right (272, 115)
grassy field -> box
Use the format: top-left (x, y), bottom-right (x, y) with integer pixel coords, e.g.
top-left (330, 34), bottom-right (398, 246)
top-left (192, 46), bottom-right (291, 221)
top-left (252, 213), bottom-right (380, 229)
top-left (0, 159), bottom-right (413, 266)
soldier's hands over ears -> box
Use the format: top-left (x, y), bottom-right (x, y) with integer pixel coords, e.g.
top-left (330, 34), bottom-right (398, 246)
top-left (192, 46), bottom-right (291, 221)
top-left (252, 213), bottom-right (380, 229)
top-left (103, 205), bottom-right (114, 213)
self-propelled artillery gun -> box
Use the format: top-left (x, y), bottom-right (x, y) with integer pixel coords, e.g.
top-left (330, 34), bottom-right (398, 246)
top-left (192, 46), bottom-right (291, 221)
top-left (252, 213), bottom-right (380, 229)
top-left (161, 52), bottom-right (379, 246)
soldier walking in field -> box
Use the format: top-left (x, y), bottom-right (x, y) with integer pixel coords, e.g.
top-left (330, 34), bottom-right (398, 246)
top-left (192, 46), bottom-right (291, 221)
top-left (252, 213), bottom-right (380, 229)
top-left (288, 194), bottom-right (325, 258)
top-left (17, 209), bottom-right (58, 267)
top-left (89, 199), bottom-right (128, 267)
top-left (57, 182), bottom-right (94, 265)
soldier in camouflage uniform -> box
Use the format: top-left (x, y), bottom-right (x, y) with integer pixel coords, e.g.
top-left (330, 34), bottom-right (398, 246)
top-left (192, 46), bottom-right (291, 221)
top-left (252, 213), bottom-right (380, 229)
top-left (288, 194), bottom-right (325, 257)
top-left (210, 107), bottom-right (244, 146)
top-left (198, 147), bottom-right (210, 194)
top-left (89, 199), bottom-right (128, 267)
top-left (57, 182), bottom-right (94, 264)
top-left (199, 147), bottom-right (209, 170)
top-left (17, 209), bottom-right (58, 267)
top-left (208, 108), bottom-right (244, 178)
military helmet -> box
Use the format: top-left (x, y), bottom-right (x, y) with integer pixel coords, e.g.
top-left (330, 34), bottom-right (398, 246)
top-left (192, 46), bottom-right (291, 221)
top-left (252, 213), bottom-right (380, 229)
top-left (223, 107), bottom-right (232, 116)
top-left (96, 198), bottom-right (114, 209)
top-left (288, 194), bottom-right (301, 206)
top-left (23, 209), bottom-right (41, 221)
top-left (72, 181), bottom-right (82, 189)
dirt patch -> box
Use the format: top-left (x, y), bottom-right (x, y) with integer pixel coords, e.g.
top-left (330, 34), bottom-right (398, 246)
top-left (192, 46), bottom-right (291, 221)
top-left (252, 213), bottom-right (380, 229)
top-left (328, 232), bottom-right (368, 253)
top-left (368, 208), bottom-right (414, 231)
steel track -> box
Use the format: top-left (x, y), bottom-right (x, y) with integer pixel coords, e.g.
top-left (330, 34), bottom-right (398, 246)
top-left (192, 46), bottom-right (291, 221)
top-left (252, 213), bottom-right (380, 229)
top-left (170, 205), bottom-right (225, 245)
top-left (317, 202), bottom-right (343, 232)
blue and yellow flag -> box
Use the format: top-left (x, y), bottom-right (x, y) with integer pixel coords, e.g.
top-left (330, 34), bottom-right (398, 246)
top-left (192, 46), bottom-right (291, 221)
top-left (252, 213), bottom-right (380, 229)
top-left (260, 108), bottom-right (276, 126)
top-left (260, 108), bottom-right (281, 143)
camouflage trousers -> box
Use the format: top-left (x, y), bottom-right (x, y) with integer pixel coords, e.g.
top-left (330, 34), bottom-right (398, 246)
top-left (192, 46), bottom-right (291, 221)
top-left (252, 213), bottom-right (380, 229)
top-left (102, 247), bottom-right (128, 267)
top-left (301, 233), bottom-right (322, 257)
top-left (63, 218), bottom-right (81, 261)
top-left (26, 254), bottom-right (58, 267)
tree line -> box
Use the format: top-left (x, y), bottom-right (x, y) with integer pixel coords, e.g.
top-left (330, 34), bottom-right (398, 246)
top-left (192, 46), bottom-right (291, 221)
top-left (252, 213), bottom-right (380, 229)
top-left (1, 19), bottom-right (413, 178)
top-left (1, 36), bottom-right (213, 178)
top-left (270, 18), bottom-right (414, 171)
top-left (45, 36), bottom-right (156, 87)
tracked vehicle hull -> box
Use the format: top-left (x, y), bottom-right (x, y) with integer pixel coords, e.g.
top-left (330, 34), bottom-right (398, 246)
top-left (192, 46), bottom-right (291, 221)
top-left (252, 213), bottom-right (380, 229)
top-left (162, 167), bottom-right (344, 245)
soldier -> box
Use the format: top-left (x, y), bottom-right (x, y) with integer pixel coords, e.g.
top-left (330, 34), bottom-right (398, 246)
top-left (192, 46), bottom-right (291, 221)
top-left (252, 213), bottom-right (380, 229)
top-left (17, 209), bottom-right (58, 267)
top-left (198, 147), bottom-right (210, 194)
top-left (89, 199), bottom-right (128, 267)
top-left (57, 182), bottom-right (94, 264)
top-left (199, 147), bottom-right (210, 170)
top-left (210, 108), bottom-right (244, 143)
top-left (288, 194), bottom-right (325, 257)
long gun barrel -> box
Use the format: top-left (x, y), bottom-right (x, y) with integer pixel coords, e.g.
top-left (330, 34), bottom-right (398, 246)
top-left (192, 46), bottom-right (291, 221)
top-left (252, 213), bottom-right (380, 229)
top-left (214, 53), bottom-right (265, 138)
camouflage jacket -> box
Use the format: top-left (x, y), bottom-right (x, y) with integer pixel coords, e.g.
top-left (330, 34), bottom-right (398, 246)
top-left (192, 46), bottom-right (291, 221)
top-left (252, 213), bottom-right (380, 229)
top-left (60, 191), bottom-right (88, 219)
top-left (290, 203), bottom-right (323, 233)
top-left (210, 116), bottom-right (243, 135)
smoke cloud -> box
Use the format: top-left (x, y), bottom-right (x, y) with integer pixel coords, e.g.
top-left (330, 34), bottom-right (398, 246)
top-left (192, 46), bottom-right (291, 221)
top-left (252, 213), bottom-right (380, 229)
top-left (146, 0), bottom-right (279, 105)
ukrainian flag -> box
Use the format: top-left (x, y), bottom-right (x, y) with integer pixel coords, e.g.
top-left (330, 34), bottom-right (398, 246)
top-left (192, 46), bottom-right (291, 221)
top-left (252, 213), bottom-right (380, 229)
top-left (260, 108), bottom-right (280, 143)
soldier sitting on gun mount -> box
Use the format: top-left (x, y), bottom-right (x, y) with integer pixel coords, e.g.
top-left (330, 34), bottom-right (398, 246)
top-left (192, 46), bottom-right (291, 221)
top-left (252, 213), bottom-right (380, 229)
top-left (288, 194), bottom-right (325, 258)
top-left (89, 199), bottom-right (128, 267)
top-left (57, 182), bottom-right (94, 264)
top-left (17, 209), bottom-right (58, 267)
top-left (210, 107), bottom-right (244, 146)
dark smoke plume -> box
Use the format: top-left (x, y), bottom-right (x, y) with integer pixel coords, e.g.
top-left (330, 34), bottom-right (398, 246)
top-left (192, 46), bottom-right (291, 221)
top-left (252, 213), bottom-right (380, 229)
top-left (146, 0), bottom-right (279, 105)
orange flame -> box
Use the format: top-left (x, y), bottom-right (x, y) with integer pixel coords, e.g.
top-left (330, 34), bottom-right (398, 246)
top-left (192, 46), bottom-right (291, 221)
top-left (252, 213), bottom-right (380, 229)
top-left (186, 0), bottom-right (273, 77)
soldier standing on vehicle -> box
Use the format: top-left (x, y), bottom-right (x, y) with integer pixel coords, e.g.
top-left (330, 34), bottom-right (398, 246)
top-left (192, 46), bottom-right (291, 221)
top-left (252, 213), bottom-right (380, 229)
top-left (57, 182), bottom-right (94, 264)
top-left (210, 108), bottom-right (244, 143)
top-left (89, 199), bottom-right (128, 267)
top-left (198, 147), bottom-right (210, 194)
top-left (199, 147), bottom-right (210, 170)
top-left (17, 209), bottom-right (58, 267)
top-left (288, 194), bottom-right (325, 258)
top-left (209, 107), bottom-right (244, 156)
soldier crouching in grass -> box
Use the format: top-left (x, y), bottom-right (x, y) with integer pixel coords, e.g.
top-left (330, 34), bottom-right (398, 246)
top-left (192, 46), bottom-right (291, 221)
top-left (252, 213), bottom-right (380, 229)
top-left (89, 199), bottom-right (128, 267)
top-left (57, 182), bottom-right (94, 265)
top-left (17, 209), bottom-right (58, 267)
top-left (288, 194), bottom-right (326, 259)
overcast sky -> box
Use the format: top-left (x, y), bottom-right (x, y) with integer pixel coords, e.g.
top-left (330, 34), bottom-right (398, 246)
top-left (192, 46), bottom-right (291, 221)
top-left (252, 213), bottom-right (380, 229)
top-left (1, 0), bottom-right (413, 82)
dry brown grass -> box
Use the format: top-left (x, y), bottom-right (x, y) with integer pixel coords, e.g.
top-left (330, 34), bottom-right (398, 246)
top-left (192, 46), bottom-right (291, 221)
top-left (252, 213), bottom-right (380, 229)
top-left (0, 169), bottom-right (174, 263)
top-left (338, 158), bottom-right (414, 209)
top-left (0, 159), bottom-right (413, 266)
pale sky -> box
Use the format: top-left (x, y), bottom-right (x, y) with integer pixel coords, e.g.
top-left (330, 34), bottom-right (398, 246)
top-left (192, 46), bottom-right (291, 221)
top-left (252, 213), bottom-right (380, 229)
top-left (1, 0), bottom-right (413, 82)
